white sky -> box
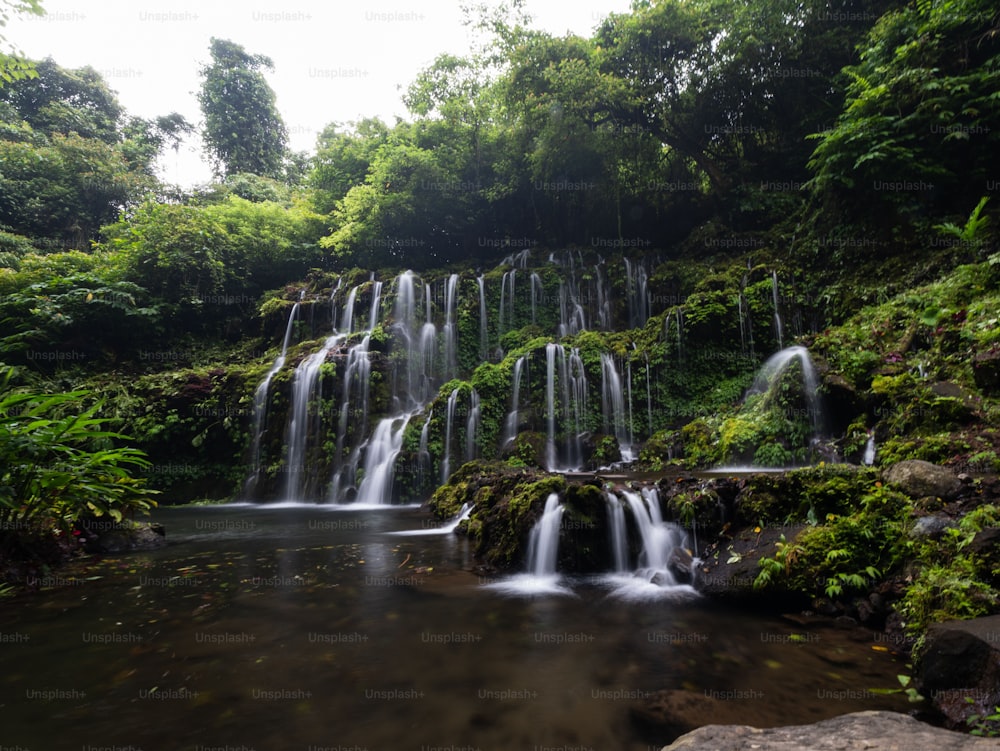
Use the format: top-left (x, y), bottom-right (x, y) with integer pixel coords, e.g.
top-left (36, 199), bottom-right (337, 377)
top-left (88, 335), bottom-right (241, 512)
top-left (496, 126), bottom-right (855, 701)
top-left (7, 0), bottom-right (632, 186)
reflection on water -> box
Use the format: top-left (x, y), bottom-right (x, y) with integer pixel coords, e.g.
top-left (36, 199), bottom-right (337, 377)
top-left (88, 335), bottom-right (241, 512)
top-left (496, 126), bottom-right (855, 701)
top-left (0, 505), bottom-right (911, 750)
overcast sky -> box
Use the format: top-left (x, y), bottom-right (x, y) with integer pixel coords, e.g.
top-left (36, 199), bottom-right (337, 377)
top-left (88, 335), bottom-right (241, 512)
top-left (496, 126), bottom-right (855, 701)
top-left (8, 0), bottom-right (632, 185)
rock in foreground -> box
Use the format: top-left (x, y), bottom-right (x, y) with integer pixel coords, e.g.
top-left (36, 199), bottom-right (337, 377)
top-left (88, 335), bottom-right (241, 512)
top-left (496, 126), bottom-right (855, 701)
top-left (661, 710), bottom-right (997, 750)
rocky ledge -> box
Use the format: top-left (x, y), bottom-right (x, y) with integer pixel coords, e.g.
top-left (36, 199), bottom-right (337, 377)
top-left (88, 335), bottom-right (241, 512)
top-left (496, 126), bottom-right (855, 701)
top-left (660, 710), bottom-right (997, 750)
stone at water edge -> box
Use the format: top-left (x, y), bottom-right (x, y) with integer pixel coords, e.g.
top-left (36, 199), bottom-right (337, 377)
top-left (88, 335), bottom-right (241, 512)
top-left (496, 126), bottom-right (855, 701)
top-left (917, 614), bottom-right (1000, 730)
top-left (659, 710), bottom-right (999, 750)
top-left (883, 460), bottom-right (963, 501)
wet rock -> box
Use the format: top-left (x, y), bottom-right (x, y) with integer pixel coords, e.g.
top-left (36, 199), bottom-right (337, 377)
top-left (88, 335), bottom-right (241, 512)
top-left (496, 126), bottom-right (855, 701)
top-left (884, 460), bottom-right (963, 500)
top-left (909, 515), bottom-right (956, 539)
top-left (659, 710), bottom-right (998, 750)
top-left (916, 614), bottom-right (1000, 730)
top-left (696, 524), bottom-right (808, 602)
top-left (81, 521), bottom-right (166, 553)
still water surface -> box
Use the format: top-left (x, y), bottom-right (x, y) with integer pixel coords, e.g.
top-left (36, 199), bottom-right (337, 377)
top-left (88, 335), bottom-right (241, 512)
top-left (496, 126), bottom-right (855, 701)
top-left (0, 504), bottom-right (911, 750)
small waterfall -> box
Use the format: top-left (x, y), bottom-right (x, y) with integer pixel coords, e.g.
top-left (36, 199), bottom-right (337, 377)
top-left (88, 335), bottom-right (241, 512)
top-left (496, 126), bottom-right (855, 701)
top-left (477, 275), bottom-right (488, 361)
top-left (748, 345), bottom-right (822, 436)
top-left (557, 280), bottom-right (586, 337)
top-left (418, 409), bottom-right (433, 483)
top-left (502, 355), bottom-right (527, 447)
top-left (353, 414), bottom-right (411, 506)
top-left (863, 433), bottom-right (876, 466)
top-left (605, 492), bottom-right (628, 573)
top-left (545, 344), bottom-right (588, 471)
top-left (465, 388), bottom-right (480, 461)
top-left (498, 268), bottom-right (516, 342)
top-left (625, 258), bottom-right (649, 329)
top-left (529, 272), bottom-right (542, 324)
top-left (442, 273), bottom-right (458, 380)
top-left (441, 387), bottom-right (460, 483)
top-left (526, 493), bottom-right (564, 576)
top-left (595, 262), bottom-right (612, 330)
top-left (328, 284), bottom-right (376, 502)
top-left (545, 343), bottom-right (558, 470)
top-left (283, 330), bottom-right (345, 500)
top-left (243, 300), bottom-right (300, 497)
top-left (391, 503), bottom-right (472, 537)
top-left (600, 353), bottom-right (634, 463)
top-left (772, 270), bottom-right (783, 350)
top-left (623, 490), bottom-right (675, 576)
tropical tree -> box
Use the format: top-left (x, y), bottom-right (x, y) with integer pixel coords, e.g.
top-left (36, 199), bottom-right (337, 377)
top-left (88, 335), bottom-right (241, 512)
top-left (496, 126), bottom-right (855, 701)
top-left (0, 0), bottom-right (43, 86)
top-left (198, 37), bottom-right (288, 179)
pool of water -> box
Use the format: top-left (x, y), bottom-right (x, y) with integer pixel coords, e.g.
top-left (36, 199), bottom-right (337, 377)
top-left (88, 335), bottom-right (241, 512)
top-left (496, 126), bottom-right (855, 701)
top-left (0, 504), bottom-right (912, 750)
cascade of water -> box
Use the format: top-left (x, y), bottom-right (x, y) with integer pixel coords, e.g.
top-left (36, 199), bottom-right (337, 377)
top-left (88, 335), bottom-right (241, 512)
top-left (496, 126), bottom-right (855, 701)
top-left (561, 347), bottom-right (587, 470)
top-left (529, 272), bottom-right (542, 324)
top-left (622, 490), bottom-right (675, 576)
top-left (441, 387), bottom-right (460, 483)
top-left (353, 414), bottom-right (411, 506)
top-left (626, 357), bottom-right (635, 452)
top-left (557, 281), bottom-right (587, 338)
top-left (329, 278), bottom-right (343, 331)
top-left (329, 283), bottom-right (378, 502)
top-left (545, 343), bottom-right (558, 470)
top-left (418, 408), bottom-right (433, 483)
top-left (526, 493), bottom-right (564, 576)
top-left (595, 262), bottom-right (612, 330)
top-left (772, 270), bottom-right (783, 350)
top-left (863, 433), bottom-right (876, 466)
top-left (243, 301), bottom-right (300, 497)
top-left (466, 389), bottom-right (480, 461)
top-left (625, 258), bottom-right (649, 329)
top-left (393, 271), bottom-right (419, 411)
top-left (748, 345), bottom-right (822, 436)
top-left (442, 273), bottom-right (458, 379)
top-left (477, 275), bottom-right (488, 362)
top-left (498, 269), bottom-right (516, 342)
top-left (605, 492), bottom-right (629, 573)
top-left (283, 330), bottom-right (345, 500)
top-left (600, 353), bottom-right (633, 463)
top-left (502, 355), bottom-right (527, 447)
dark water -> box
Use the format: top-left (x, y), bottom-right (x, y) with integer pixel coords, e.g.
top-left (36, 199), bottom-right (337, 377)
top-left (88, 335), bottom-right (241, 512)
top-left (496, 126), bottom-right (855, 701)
top-left (0, 504), bottom-right (912, 750)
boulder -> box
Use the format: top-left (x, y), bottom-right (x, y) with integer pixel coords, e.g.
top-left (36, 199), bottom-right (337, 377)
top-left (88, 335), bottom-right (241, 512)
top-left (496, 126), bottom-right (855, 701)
top-left (884, 460), bottom-right (963, 500)
top-left (917, 615), bottom-right (1000, 729)
top-left (660, 710), bottom-right (998, 750)
top-left (82, 521), bottom-right (166, 553)
top-left (972, 349), bottom-right (1000, 395)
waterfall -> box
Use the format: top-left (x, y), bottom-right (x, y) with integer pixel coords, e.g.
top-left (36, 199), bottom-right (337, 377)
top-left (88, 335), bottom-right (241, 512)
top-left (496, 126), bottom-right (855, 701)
top-left (477, 275), bottom-right (488, 361)
top-left (418, 409), bottom-right (433, 483)
top-left (353, 414), bottom-right (411, 506)
top-left (772, 270), bottom-right (783, 350)
top-left (465, 389), bottom-right (480, 461)
top-left (526, 493), bottom-right (564, 576)
top-left (502, 355), bottom-right (527, 447)
top-left (748, 345), bottom-right (822, 436)
top-left (529, 272), bottom-right (542, 324)
top-left (329, 283), bottom-right (379, 502)
top-left (282, 330), bottom-right (344, 500)
top-left (243, 300), bottom-right (300, 498)
top-left (441, 387), bottom-right (460, 483)
top-left (545, 343), bottom-right (558, 471)
top-left (863, 433), bottom-right (876, 466)
top-left (605, 492), bottom-right (628, 573)
top-left (600, 353), bottom-right (633, 463)
top-left (625, 258), bottom-right (649, 329)
top-left (557, 280), bottom-right (586, 338)
top-left (498, 268), bottom-right (516, 342)
top-left (390, 502), bottom-right (472, 537)
top-left (442, 273), bottom-right (458, 380)
top-left (622, 490), bottom-right (675, 576)
top-left (595, 262), bottom-right (612, 330)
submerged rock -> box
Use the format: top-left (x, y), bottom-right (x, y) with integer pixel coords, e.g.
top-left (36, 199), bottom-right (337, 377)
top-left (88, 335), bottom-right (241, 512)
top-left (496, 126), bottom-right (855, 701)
top-left (884, 460), bottom-right (963, 500)
top-left (660, 710), bottom-right (997, 750)
top-left (81, 520), bottom-right (166, 553)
